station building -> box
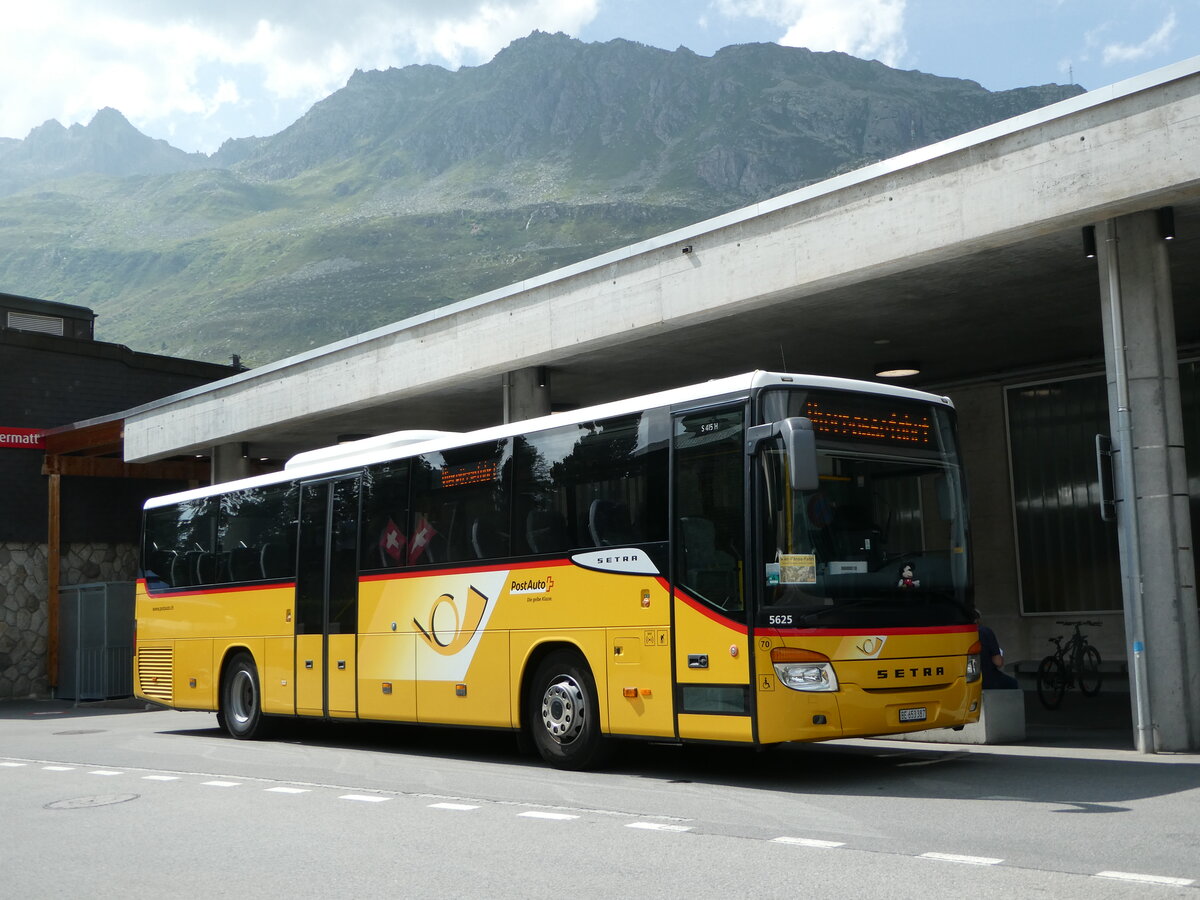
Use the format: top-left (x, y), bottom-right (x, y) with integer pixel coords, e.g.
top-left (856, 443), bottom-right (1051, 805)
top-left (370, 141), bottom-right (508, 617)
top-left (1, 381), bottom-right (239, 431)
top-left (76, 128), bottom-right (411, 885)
top-left (12, 58), bottom-right (1200, 750)
top-left (0, 293), bottom-right (237, 697)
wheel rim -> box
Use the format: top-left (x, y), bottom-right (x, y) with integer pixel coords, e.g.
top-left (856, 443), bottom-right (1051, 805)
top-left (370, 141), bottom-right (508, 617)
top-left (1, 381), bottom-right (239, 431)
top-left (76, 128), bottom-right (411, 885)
top-left (229, 668), bottom-right (256, 727)
top-left (540, 675), bottom-right (586, 745)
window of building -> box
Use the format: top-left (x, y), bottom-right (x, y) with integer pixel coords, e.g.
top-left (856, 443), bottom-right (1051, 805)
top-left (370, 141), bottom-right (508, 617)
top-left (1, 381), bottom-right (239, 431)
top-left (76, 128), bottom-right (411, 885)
top-left (1006, 376), bottom-right (1121, 614)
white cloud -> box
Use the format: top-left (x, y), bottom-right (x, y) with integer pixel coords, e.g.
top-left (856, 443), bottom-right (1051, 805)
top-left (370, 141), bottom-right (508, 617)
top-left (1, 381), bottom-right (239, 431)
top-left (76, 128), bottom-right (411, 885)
top-left (714, 0), bottom-right (907, 65)
top-left (0, 0), bottom-right (599, 152)
top-left (1101, 10), bottom-right (1176, 64)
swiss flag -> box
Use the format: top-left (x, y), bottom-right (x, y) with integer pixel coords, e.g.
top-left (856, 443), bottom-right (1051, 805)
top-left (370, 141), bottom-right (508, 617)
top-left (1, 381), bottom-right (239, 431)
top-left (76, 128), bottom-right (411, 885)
top-left (408, 516), bottom-right (438, 564)
top-left (379, 518), bottom-right (407, 562)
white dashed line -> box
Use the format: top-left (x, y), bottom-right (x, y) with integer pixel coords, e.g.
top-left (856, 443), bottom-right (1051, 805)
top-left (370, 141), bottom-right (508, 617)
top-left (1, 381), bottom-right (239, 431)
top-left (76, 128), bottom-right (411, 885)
top-left (6, 756), bottom-right (1196, 887)
top-left (1095, 871), bottom-right (1195, 887)
top-left (920, 852), bottom-right (1004, 866)
top-left (772, 837), bottom-right (846, 849)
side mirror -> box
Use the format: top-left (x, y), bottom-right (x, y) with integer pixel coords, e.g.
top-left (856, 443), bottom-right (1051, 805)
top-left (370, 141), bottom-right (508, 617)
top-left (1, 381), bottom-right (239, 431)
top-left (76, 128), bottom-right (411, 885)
top-left (779, 417), bottom-right (819, 492)
top-left (749, 417), bottom-right (819, 492)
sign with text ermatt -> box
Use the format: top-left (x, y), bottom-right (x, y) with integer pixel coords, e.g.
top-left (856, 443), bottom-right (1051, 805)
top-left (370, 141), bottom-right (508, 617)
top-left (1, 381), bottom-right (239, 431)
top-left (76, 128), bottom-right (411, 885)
top-left (0, 427), bottom-right (45, 449)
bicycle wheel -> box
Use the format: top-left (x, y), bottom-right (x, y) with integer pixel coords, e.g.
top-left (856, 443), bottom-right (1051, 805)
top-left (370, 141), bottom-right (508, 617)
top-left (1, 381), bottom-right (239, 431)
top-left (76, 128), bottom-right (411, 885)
top-left (1037, 655), bottom-right (1066, 709)
top-left (1077, 645), bottom-right (1102, 696)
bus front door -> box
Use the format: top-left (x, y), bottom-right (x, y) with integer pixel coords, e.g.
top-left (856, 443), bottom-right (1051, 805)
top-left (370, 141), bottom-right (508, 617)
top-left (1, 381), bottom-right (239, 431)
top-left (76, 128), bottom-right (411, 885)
top-left (295, 477), bottom-right (360, 719)
top-left (671, 405), bottom-right (754, 743)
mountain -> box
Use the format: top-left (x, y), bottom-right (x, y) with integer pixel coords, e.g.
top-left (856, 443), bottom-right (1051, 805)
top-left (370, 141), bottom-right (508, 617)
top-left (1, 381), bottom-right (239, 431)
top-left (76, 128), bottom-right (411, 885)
top-left (0, 33), bottom-right (1084, 366)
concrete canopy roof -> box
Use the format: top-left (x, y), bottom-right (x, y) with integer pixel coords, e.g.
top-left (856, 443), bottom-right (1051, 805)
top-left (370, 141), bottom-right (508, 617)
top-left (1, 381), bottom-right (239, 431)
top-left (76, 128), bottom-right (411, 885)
top-left (123, 57), bottom-right (1200, 465)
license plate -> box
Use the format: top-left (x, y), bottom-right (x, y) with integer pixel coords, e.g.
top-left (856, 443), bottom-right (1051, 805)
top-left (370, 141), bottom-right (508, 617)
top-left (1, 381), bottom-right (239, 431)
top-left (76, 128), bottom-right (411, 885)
top-left (898, 707), bottom-right (927, 723)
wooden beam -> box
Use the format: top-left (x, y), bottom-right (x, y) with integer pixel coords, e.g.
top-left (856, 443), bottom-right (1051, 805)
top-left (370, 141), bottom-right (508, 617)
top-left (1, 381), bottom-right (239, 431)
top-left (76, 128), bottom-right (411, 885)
top-left (42, 455), bottom-right (209, 481)
top-left (42, 420), bottom-right (124, 456)
top-left (47, 473), bottom-right (60, 689)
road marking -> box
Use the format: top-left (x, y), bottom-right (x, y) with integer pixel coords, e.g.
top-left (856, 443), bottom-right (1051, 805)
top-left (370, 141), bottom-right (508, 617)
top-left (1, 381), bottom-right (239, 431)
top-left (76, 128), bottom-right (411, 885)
top-left (519, 811), bottom-right (578, 821)
top-left (89, 770), bottom-right (123, 776)
top-left (42, 766), bottom-right (74, 771)
top-left (265, 786), bottom-right (310, 794)
top-left (429, 802), bottom-right (480, 811)
top-left (202, 781), bottom-right (241, 787)
top-left (772, 837), bottom-right (846, 849)
top-left (1, 762), bottom-right (28, 767)
top-left (626, 822), bottom-right (692, 832)
top-left (340, 794), bottom-right (390, 803)
top-left (1095, 871), bottom-right (1195, 887)
top-left (920, 852), bottom-right (1003, 866)
top-left (142, 775), bottom-right (179, 781)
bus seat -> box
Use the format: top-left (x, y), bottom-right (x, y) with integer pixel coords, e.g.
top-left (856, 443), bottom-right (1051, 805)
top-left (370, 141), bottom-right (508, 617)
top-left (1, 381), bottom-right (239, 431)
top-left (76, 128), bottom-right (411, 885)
top-left (471, 513), bottom-right (509, 559)
top-left (195, 552), bottom-right (219, 585)
top-left (589, 499), bottom-right (637, 547)
top-left (526, 509), bottom-right (569, 554)
top-left (229, 546), bottom-right (260, 582)
top-left (260, 542), bottom-right (289, 579)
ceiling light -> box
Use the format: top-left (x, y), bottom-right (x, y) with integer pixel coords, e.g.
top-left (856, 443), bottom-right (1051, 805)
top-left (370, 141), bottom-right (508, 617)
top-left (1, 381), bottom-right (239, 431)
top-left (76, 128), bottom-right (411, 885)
top-left (875, 362), bottom-right (921, 378)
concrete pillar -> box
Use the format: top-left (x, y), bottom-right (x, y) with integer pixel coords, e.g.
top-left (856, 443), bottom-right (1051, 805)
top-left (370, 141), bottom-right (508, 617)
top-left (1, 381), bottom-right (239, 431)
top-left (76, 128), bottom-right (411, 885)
top-left (503, 367), bottom-right (551, 424)
top-left (1098, 210), bottom-right (1200, 752)
top-left (211, 442), bottom-right (254, 484)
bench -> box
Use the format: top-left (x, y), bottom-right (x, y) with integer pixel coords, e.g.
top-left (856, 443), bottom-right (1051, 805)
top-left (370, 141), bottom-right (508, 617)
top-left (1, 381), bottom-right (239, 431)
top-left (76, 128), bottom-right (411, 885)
top-left (886, 689), bottom-right (1026, 744)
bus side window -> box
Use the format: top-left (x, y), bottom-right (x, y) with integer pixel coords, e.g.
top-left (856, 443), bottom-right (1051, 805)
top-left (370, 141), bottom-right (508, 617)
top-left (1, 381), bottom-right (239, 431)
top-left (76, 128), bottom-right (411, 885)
top-left (360, 462), bottom-right (410, 571)
top-left (410, 441), bottom-right (511, 566)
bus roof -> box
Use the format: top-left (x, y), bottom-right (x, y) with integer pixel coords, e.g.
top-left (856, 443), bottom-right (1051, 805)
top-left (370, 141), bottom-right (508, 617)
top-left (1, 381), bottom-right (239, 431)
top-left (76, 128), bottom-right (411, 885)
top-left (143, 370), bottom-right (952, 509)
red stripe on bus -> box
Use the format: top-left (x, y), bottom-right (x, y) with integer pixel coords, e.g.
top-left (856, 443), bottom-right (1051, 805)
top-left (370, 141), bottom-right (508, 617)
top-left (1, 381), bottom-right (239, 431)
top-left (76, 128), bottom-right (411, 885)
top-left (762, 624), bottom-right (978, 637)
top-left (140, 578), bottom-right (295, 599)
top-left (673, 589), bottom-right (749, 634)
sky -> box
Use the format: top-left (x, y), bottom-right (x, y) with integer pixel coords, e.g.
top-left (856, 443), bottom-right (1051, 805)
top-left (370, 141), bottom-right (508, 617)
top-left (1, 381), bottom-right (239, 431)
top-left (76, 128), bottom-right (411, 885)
top-left (1, 0), bottom-right (1194, 155)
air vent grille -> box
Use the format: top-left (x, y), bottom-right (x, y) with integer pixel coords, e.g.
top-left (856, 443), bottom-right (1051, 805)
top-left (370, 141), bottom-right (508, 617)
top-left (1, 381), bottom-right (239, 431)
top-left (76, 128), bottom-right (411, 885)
top-left (7, 312), bottom-right (65, 335)
top-left (137, 647), bottom-right (174, 704)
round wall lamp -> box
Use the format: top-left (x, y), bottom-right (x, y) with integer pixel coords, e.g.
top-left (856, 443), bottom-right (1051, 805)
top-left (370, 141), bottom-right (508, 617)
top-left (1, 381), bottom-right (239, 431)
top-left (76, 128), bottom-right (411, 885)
top-left (875, 361), bottom-right (921, 378)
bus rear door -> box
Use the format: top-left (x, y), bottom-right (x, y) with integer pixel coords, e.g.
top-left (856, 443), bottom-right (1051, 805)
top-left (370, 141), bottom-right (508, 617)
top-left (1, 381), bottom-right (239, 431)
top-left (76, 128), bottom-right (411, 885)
top-left (295, 476), bottom-right (361, 719)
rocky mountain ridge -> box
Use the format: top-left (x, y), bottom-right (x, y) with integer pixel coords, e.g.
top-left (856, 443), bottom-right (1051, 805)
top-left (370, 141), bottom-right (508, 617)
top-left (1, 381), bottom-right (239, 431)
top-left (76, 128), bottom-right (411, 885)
top-left (0, 32), bottom-right (1084, 364)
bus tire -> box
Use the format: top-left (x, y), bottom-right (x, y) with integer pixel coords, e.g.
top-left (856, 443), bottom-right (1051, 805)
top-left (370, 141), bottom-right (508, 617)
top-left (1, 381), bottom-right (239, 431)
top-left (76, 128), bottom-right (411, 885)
top-left (527, 650), bottom-right (610, 770)
top-left (218, 652), bottom-right (271, 740)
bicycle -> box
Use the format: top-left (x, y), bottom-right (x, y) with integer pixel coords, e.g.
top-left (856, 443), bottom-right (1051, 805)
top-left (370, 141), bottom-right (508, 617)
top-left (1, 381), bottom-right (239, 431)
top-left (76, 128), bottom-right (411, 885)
top-left (1036, 620), bottom-right (1102, 709)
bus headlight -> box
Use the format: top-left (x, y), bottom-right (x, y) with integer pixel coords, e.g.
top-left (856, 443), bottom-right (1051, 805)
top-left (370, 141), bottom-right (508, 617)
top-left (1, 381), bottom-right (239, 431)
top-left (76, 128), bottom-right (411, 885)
top-left (771, 647), bottom-right (839, 692)
top-left (965, 641), bottom-right (982, 683)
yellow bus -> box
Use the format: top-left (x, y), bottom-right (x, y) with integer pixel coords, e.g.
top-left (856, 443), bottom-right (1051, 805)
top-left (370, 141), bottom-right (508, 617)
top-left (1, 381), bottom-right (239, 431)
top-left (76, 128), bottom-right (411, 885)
top-left (135, 371), bottom-right (981, 768)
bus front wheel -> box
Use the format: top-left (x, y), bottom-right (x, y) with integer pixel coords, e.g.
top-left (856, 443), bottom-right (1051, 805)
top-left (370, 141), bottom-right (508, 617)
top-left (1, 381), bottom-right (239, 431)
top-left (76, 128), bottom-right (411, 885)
top-left (218, 652), bottom-right (271, 740)
top-left (527, 650), bottom-right (610, 770)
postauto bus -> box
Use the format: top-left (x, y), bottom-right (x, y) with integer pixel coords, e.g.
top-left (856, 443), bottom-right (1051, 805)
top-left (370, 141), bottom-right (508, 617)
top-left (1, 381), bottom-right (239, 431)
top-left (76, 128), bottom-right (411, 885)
top-left (135, 371), bottom-right (981, 768)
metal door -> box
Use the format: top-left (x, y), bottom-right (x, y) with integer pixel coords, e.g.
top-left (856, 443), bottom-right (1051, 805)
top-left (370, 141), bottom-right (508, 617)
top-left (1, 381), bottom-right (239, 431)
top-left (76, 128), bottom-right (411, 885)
top-left (294, 477), bottom-right (360, 718)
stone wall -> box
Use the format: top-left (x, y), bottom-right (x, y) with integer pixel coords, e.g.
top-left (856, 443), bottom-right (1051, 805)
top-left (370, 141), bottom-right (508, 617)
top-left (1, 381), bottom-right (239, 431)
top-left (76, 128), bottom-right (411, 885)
top-left (0, 541), bottom-right (137, 699)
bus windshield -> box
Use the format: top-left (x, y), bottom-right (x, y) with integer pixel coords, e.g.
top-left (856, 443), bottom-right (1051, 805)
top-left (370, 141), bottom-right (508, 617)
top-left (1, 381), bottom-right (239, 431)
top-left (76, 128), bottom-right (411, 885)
top-left (757, 388), bottom-right (972, 629)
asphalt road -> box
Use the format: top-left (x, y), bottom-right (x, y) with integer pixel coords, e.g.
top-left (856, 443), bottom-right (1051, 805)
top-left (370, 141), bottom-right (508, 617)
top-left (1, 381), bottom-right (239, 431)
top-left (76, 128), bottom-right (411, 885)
top-left (1, 699), bottom-right (1196, 898)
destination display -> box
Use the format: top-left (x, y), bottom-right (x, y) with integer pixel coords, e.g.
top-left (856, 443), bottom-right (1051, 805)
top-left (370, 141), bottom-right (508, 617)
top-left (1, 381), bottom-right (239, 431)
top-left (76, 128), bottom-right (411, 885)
top-left (802, 396), bottom-right (933, 448)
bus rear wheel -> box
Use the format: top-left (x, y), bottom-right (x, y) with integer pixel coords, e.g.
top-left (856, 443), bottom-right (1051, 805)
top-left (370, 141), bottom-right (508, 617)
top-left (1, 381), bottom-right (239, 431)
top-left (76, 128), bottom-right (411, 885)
top-left (528, 650), bottom-right (610, 770)
top-left (218, 652), bottom-right (271, 740)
